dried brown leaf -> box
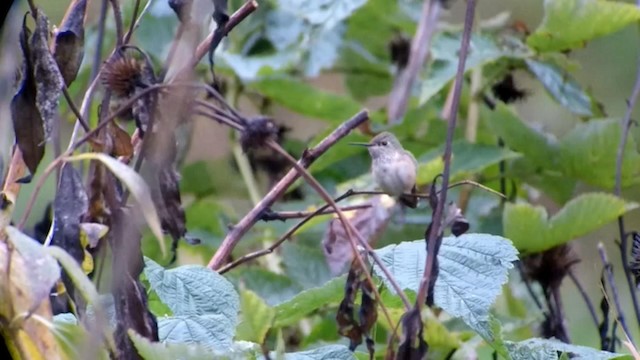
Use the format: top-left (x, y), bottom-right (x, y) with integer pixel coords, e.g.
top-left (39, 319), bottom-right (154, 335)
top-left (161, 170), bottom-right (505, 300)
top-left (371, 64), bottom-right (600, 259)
top-left (322, 196), bottom-right (393, 275)
top-left (109, 122), bottom-right (133, 157)
top-left (396, 308), bottom-right (428, 360)
top-left (32, 10), bottom-right (64, 140)
top-left (52, 0), bottom-right (87, 86)
top-left (11, 15), bottom-right (45, 175)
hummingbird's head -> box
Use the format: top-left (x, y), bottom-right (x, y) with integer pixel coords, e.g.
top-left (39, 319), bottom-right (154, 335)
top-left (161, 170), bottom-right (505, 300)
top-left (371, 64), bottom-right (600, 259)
top-left (351, 132), bottom-right (402, 159)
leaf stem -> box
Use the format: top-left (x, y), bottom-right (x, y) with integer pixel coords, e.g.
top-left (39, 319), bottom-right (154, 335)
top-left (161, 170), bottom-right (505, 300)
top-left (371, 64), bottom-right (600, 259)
top-left (598, 243), bottom-right (634, 345)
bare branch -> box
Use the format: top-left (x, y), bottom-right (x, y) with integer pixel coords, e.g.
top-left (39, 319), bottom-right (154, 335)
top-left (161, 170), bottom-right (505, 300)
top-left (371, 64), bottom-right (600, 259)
top-left (598, 243), bottom-right (634, 344)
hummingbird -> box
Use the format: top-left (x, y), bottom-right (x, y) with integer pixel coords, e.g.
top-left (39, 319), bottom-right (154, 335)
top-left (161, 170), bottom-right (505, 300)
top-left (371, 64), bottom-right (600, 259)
top-left (351, 132), bottom-right (418, 208)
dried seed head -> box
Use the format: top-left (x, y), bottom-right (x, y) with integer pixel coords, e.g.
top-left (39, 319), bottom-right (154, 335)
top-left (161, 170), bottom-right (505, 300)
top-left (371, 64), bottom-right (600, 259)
top-left (240, 116), bottom-right (279, 152)
top-left (522, 244), bottom-right (579, 290)
top-left (101, 56), bottom-right (143, 97)
top-left (492, 73), bottom-right (529, 104)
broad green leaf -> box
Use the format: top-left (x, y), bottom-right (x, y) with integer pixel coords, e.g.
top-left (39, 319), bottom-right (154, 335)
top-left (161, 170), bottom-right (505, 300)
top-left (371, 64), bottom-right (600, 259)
top-left (157, 315), bottom-right (237, 350)
top-left (559, 119), bottom-right (640, 189)
top-left (227, 268), bottom-right (303, 306)
top-left (218, 52), bottom-right (299, 82)
top-left (484, 104), bottom-right (559, 167)
top-left (65, 153), bottom-right (165, 255)
top-left (51, 316), bottom-right (109, 360)
top-left (282, 242), bottom-right (333, 289)
top-left (304, 25), bottom-right (345, 77)
top-left (419, 32), bottom-right (531, 105)
top-left (342, 46), bottom-right (392, 101)
top-left (262, 344), bottom-right (355, 360)
top-left (416, 140), bottom-right (520, 184)
top-left (277, 0), bottom-right (367, 30)
top-left (526, 59), bottom-right (595, 116)
top-left (248, 77), bottom-right (361, 124)
top-left (373, 234), bottom-right (518, 340)
top-left (504, 193), bottom-right (638, 253)
top-left (129, 330), bottom-right (261, 360)
top-left (506, 338), bottom-right (630, 360)
top-left (5, 226), bottom-right (60, 310)
top-left (527, 0), bottom-right (640, 52)
top-left (273, 275), bottom-right (345, 328)
top-left (236, 290), bottom-right (275, 344)
top-left (143, 257), bottom-right (239, 318)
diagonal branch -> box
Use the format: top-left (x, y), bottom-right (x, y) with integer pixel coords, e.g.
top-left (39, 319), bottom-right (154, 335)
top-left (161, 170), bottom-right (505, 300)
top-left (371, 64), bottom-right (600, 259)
top-left (208, 110), bottom-right (370, 270)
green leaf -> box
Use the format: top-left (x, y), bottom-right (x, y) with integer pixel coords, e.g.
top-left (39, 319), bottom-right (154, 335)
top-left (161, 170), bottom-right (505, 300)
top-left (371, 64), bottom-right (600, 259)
top-left (236, 290), bottom-right (275, 344)
top-left (143, 257), bottom-right (239, 318)
top-left (373, 234), bottom-right (518, 341)
top-left (419, 32), bottom-right (530, 105)
top-left (526, 59), bottom-right (595, 117)
top-left (262, 344), bottom-right (355, 360)
top-left (527, 0), bottom-right (640, 52)
top-left (504, 193), bottom-right (638, 253)
top-left (282, 242), bottom-right (333, 289)
top-left (484, 104), bottom-right (559, 167)
top-left (559, 119), bottom-right (640, 189)
top-left (65, 153), bottom-right (165, 255)
top-left (45, 245), bottom-right (100, 309)
top-left (506, 338), bottom-right (630, 360)
top-left (144, 257), bottom-right (240, 349)
top-left (129, 330), bottom-right (261, 360)
top-left (5, 226), bottom-right (60, 310)
top-left (52, 316), bottom-right (109, 360)
top-left (273, 275), bottom-right (345, 328)
top-left (226, 268), bottom-right (303, 306)
top-left (248, 77), bottom-right (362, 124)
top-left (416, 140), bottom-right (520, 184)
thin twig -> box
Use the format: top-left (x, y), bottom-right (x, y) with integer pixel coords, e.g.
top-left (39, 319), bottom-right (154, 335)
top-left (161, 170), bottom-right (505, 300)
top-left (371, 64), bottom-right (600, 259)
top-left (416, 0), bottom-right (477, 307)
top-left (568, 270), bottom-right (600, 331)
top-left (109, 0), bottom-right (124, 46)
top-left (122, 0), bottom-right (141, 44)
top-left (260, 204), bottom-right (371, 221)
top-left (614, 1), bottom-right (640, 328)
top-left (386, 0), bottom-right (442, 123)
top-left (208, 110), bottom-right (369, 270)
top-left (62, 86), bottom-right (90, 131)
top-left (598, 243), bottom-right (634, 345)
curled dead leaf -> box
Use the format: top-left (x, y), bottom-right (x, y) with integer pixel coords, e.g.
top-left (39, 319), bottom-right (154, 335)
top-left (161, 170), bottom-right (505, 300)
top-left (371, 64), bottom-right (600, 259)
top-left (52, 0), bottom-right (87, 85)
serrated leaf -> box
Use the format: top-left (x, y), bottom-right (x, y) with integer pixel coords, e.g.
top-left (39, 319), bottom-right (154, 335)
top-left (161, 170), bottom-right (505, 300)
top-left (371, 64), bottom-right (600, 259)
top-left (158, 315), bottom-right (237, 350)
top-left (277, 0), bottom-right (367, 30)
top-left (52, 0), bottom-right (87, 85)
top-left (526, 59), bottom-right (595, 117)
top-left (527, 0), bottom-right (640, 52)
top-left (218, 51), bottom-right (299, 83)
top-left (419, 32), bottom-right (531, 105)
top-left (129, 329), bottom-right (261, 360)
top-left (249, 77), bottom-right (361, 124)
top-left (304, 24), bottom-right (344, 77)
top-left (507, 338), bottom-right (629, 360)
top-left (228, 268), bottom-right (303, 307)
top-left (559, 119), bottom-right (640, 189)
top-left (484, 104), bottom-right (559, 167)
top-left (282, 242), bottom-right (333, 289)
top-left (504, 193), bottom-right (638, 253)
top-left (262, 344), bottom-right (355, 360)
top-left (143, 257), bottom-right (239, 318)
top-left (273, 275), bottom-right (345, 328)
top-left (373, 234), bottom-right (518, 340)
top-left (65, 153), bottom-right (165, 255)
top-left (236, 290), bottom-right (275, 344)
top-left (265, 10), bottom-right (306, 51)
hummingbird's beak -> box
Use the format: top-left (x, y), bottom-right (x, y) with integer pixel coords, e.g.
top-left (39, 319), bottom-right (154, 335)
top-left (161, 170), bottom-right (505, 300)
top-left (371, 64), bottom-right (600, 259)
top-left (348, 142), bottom-right (372, 147)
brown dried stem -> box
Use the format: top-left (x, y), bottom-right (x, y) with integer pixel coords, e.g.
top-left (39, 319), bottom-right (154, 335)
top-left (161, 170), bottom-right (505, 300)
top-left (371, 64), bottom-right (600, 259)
top-left (208, 110), bottom-right (369, 269)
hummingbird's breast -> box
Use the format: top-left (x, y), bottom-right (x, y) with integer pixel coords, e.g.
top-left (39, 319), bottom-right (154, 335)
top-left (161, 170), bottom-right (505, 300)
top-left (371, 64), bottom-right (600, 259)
top-left (372, 153), bottom-right (416, 196)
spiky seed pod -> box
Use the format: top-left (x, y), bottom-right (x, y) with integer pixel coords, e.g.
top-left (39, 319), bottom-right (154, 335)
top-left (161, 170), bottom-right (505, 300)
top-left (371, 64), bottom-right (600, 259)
top-left (101, 56), bottom-right (143, 98)
top-left (522, 244), bottom-right (579, 291)
top-left (240, 116), bottom-right (279, 152)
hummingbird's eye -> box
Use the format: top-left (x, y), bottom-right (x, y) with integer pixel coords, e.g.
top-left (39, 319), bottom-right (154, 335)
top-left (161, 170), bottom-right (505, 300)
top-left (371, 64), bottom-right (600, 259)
top-left (381, 141), bottom-right (388, 146)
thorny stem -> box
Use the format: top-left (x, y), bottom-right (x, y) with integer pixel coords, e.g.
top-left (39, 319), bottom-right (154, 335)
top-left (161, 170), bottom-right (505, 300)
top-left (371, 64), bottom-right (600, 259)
top-left (386, 0), bottom-right (442, 123)
top-left (416, 0), bottom-right (477, 307)
top-left (208, 110), bottom-right (369, 270)
top-left (614, 3), bottom-right (640, 328)
top-left (598, 243), bottom-right (634, 345)
top-left (568, 270), bottom-right (600, 332)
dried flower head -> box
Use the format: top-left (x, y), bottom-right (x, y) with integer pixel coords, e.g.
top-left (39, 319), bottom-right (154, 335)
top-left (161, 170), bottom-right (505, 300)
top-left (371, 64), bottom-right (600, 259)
top-left (522, 244), bottom-right (579, 290)
top-left (240, 116), bottom-right (279, 152)
top-left (101, 56), bottom-right (143, 97)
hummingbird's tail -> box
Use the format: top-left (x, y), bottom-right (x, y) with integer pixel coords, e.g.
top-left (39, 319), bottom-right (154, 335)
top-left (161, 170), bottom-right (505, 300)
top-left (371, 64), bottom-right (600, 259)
top-left (399, 185), bottom-right (418, 208)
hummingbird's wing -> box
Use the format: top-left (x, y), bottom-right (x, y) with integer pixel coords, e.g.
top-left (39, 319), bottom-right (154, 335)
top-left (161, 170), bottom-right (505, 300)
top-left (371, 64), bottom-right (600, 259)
top-left (404, 149), bottom-right (418, 168)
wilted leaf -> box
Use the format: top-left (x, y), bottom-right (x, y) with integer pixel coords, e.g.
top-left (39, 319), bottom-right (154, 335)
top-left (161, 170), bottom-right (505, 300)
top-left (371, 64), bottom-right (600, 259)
top-left (396, 308), bottom-right (428, 360)
top-left (109, 122), bottom-right (134, 157)
top-left (32, 10), bottom-right (64, 140)
top-left (527, 0), bottom-right (640, 52)
top-left (65, 153), bottom-right (166, 255)
top-left (55, 163), bottom-right (88, 225)
top-left (52, 0), bottom-right (87, 85)
top-left (45, 246), bottom-right (100, 309)
top-left (373, 234), bottom-right (518, 341)
top-left (504, 193), bottom-right (638, 253)
top-left (526, 59), bottom-right (595, 117)
top-left (235, 290), bottom-right (275, 344)
top-left (150, 166), bottom-right (186, 251)
top-left (79, 222), bottom-right (109, 249)
top-left (11, 16), bottom-right (45, 175)
top-left (322, 196), bottom-right (393, 275)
